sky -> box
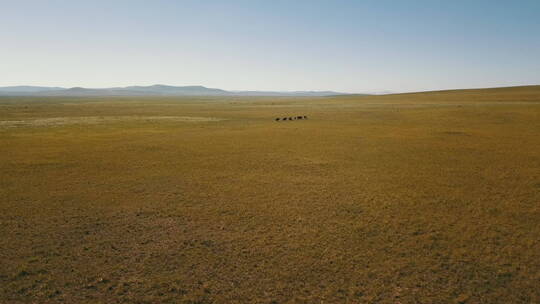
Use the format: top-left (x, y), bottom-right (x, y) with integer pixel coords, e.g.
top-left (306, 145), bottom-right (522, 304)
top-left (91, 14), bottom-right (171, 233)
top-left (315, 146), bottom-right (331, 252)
top-left (1, 0), bottom-right (539, 93)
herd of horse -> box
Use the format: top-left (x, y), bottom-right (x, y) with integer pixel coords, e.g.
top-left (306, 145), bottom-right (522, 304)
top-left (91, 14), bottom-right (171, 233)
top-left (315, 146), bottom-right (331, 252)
top-left (275, 116), bottom-right (307, 121)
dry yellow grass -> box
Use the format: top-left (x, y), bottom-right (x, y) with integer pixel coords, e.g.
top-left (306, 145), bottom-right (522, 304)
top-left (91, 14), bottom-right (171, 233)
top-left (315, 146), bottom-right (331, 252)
top-left (1, 86), bottom-right (539, 303)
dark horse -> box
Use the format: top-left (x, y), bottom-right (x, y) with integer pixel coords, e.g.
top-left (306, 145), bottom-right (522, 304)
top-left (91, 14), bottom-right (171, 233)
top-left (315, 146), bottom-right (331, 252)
top-left (275, 116), bottom-right (308, 121)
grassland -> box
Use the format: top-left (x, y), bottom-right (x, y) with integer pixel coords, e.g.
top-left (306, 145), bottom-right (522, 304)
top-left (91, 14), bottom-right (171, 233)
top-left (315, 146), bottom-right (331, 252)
top-left (1, 86), bottom-right (539, 303)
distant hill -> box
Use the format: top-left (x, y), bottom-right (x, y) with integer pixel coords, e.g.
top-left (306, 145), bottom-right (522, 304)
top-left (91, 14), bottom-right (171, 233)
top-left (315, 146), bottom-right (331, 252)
top-left (0, 85), bottom-right (349, 97)
top-left (0, 86), bottom-right (65, 93)
top-left (333, 85), bottom-right (540, 104)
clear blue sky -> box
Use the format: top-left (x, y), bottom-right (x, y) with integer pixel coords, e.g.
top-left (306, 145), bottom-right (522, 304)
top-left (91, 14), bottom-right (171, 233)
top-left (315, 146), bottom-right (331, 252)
top-left (1, 0), bottom-right (539, 93)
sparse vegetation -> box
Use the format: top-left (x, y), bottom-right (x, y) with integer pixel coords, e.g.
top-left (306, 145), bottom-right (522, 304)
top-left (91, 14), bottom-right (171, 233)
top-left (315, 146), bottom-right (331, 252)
top-left (1, 86), bottom-right (539, 303)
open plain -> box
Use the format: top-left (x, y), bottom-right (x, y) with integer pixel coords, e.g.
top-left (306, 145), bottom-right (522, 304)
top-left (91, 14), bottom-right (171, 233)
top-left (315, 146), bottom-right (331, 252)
top-left (1, 86), bottom-right (539, 303)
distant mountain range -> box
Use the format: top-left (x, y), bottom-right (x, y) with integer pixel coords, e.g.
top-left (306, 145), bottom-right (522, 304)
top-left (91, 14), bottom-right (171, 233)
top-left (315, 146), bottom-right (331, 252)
top-left (0, 85), bottom-right (353, 97)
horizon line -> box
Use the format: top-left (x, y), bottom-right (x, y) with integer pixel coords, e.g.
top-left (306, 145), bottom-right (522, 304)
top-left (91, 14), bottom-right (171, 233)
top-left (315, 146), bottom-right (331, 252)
top-left (1, 83), bottom-right (540, 96)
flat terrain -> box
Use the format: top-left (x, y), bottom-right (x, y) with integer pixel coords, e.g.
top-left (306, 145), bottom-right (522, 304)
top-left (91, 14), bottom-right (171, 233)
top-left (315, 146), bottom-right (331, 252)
top-left (1, 86), bottom-right (539, 303)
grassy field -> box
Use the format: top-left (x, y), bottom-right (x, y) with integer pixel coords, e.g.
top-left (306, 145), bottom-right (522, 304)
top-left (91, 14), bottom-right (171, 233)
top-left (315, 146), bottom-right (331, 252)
top-left (1, 86), bottom-right (539, 303)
